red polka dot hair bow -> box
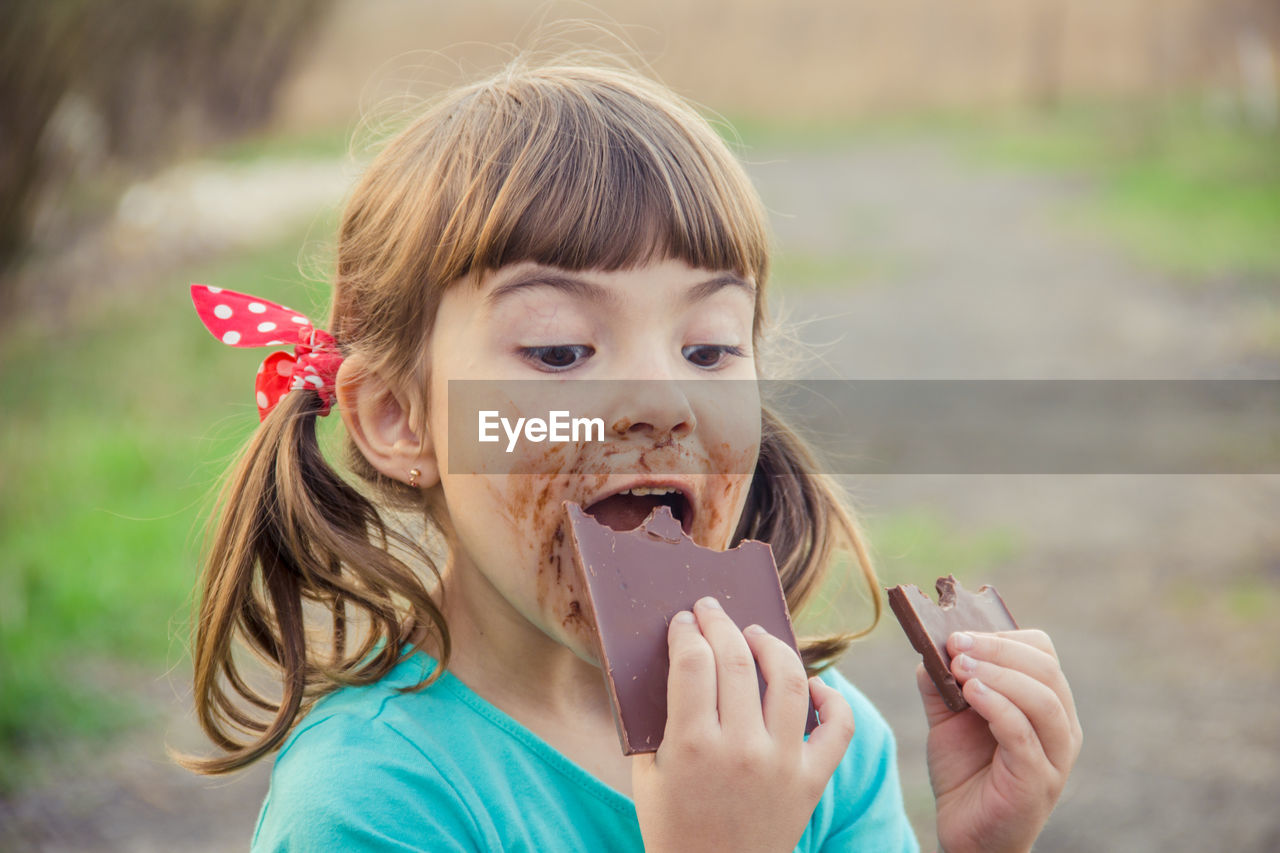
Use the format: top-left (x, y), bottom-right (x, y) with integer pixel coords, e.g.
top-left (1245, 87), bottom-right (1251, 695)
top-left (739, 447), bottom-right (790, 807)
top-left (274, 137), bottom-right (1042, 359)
top-left (190, 284), bottom-right (343, 421)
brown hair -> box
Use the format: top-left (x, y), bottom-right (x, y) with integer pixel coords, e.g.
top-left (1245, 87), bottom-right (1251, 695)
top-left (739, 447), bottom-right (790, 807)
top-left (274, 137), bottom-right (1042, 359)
top-left (182, 56), bottom-right (880, 775)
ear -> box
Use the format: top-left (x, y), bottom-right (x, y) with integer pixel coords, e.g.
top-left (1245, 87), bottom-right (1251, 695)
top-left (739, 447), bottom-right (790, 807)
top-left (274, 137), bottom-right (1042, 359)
top-left (335, 358), bottom-right (439, 489)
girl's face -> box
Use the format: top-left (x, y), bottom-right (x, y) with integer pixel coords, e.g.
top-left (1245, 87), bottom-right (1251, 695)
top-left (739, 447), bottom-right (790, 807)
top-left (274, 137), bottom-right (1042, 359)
top-left (425, 258), bottom-right (762, 662)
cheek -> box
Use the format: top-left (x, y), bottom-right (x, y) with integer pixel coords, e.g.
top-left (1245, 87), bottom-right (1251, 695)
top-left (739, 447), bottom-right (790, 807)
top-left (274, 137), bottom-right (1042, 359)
top-left (685, 395), bottom-right (760, 548)
top-left (480, 443), bottom-right (610, 652)
top-left (691, 439), bottom-right (759, 549)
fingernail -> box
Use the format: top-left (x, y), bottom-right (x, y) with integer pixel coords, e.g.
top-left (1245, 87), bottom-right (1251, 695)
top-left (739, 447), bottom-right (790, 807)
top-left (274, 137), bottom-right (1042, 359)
top-left (954, 653), bottom-right (977, 675)
top-left (969, 677), bottom-right (987, 695)
top-left (673, 610), bottom-right (695, 624)
top-left (951, 632), bottom-right (974, 651)
top-left (696, 596), bottom-right (722, 611)
top-left (743, 623), bottom-right (765, 636)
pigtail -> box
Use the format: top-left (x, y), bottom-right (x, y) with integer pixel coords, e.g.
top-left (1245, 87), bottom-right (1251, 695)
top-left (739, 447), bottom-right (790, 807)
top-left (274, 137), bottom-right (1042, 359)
top-left (179, 391), bottom-right (448, 775)
top-left (735, 406), bottom-right (881, 675)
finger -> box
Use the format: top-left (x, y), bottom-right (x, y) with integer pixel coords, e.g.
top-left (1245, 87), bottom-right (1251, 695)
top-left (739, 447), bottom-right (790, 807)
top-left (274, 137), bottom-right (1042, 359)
top-left (949, 630), bottom-right (1057, 667)
top-left (694, 596), bottom-right (766, 735)
top-left (948, 631), bottom-right (1079, 735)
top-left (952, 654), bottom-right (1076, 774)
top-left (914, 663), bottom-right (961, 729)
top-left (802, 676), bottom-right (855, 780)
top-left (742, 624), bottom-right (810, 742)
top-left (960, 677), bottom-right (1056, 785)
top-left (994, 628), bottom-right (1058, 658)
top-left (664, 610), bottom-right (718, 739)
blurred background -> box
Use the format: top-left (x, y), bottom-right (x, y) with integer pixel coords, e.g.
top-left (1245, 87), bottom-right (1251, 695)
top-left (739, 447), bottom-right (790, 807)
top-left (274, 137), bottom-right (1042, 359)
top-left (2, 1), bottom-right (1278, 850)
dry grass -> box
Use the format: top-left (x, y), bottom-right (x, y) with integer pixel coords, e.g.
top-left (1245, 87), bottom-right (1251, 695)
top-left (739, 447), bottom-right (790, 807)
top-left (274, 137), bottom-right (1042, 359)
top-left (274, 0), bottom-right (1279, 132)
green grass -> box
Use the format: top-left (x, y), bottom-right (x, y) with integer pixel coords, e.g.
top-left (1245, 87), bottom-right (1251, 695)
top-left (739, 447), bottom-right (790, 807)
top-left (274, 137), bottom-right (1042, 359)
top-left (1167, 569), bottom-right (1280, 625)
top-left (715, 112), bottom-right (871, 153)
top-left (769, 247), bottom-right (904, 292)
top-left (864, 508), bottom-right (1022, 587)
top-left (956, 101), bottom-right (1280, 280)
top-left (724, 99), bottom-right (1280, 281)
top-left (0, 227), bottom-right (334, 792)
top-left (797, 507), bottom-right (1022, 639)
top-left (208, 124), bottom-right (356, 163)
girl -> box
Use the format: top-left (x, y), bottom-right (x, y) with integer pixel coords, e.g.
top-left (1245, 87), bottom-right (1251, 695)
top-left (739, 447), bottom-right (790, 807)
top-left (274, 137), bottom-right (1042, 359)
top-left (184, 56), bottom-right (1081, 852)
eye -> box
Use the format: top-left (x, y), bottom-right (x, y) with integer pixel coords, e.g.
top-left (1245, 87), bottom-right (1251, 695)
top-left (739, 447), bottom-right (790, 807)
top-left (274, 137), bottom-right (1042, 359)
top-left (682, 344), bottom-right (746, 369)
top-left (520, 344), bottom-right (594, 371)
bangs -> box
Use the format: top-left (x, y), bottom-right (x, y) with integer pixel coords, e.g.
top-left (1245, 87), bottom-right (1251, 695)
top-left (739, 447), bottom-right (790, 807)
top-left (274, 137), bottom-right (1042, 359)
top-left (331, 63), bottom-right (774, 375)
top-left (438, 67), bottom-right (770, 285)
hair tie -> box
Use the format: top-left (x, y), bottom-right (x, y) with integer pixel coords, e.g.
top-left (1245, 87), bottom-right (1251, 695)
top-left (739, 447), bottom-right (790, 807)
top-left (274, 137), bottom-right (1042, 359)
top-left (190, 284), bottom-right (343, 421)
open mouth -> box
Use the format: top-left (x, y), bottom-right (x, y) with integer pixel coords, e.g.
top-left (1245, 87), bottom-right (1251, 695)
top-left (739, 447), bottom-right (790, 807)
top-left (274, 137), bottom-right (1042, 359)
top-left (583, 486), bottom-right (693, 535)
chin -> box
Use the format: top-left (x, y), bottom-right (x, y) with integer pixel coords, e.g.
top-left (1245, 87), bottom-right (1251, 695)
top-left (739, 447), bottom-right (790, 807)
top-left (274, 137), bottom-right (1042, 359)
top-left (566, 637), bottom-right (603, 668)
top-left (550, 597), bottom-right (604, 667)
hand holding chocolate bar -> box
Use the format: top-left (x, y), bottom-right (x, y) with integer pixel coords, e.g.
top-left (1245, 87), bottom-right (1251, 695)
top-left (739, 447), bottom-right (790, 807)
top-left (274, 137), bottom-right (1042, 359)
top-left (887, 576), bottom-right (1083, 853)
top-left (566, 502), bottom-right (857, 852)
top-left (887, 575), bottom-right (1019, 712)
top-left (628, 598), bottom-right (856, 853)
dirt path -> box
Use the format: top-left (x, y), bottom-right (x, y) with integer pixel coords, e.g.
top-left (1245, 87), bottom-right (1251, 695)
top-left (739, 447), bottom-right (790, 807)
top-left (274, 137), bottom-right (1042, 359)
top-left (749, 139), bottom-right (1280, 851)
top-left (5, 139), bottom-right (1278, 851)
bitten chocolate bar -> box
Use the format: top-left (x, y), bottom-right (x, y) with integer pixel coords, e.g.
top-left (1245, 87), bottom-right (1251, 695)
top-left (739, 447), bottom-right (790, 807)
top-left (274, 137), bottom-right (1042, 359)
top-left (564, 501), bottom-right (817, 755)
top-left (886, 575), bottom-right (1019, 712)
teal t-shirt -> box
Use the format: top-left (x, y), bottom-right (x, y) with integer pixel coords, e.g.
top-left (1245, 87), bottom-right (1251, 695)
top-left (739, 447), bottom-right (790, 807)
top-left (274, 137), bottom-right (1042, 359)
top-left (252, 652), bottom-right (919, 852)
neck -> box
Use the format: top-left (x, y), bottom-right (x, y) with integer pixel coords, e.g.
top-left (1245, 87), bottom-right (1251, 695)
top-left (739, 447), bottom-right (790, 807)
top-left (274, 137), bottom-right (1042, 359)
top-left (435, 554), bottom-right (614, 725)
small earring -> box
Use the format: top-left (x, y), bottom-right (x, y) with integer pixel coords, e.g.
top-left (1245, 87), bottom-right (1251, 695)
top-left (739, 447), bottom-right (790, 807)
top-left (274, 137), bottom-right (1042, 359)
top-left (408, 468), bottom-right (422, 488)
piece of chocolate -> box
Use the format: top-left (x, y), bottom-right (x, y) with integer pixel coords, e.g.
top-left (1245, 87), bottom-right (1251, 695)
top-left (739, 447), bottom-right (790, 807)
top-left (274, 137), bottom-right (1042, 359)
top-left (886, 575), bottom-right (1019, 712)
top-left (565, 501), bottom-right (817, 755)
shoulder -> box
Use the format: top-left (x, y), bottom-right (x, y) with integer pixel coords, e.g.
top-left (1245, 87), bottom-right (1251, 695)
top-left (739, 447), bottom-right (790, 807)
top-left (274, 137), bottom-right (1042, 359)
top-left (252, 667), bottom-right (482, 852)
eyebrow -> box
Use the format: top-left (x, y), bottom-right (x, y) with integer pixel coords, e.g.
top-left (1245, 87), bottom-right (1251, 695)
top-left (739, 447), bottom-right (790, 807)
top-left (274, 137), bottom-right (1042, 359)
top-left (686, 273), bottom-right (755, 302)
top-left (486, 272), bottom-right (620, 309)
top-left (485, 268), bottom-right (755, 308)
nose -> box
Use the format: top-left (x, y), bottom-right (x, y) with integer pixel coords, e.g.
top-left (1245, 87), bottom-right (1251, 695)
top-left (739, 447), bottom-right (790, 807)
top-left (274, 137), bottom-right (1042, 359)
top-left (609, 379), bottom-right (697, 441)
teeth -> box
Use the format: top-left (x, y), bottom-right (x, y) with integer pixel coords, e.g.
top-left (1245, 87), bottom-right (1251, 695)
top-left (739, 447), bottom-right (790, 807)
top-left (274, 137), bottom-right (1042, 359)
top-left (623, 486), bottom-right (680, 497)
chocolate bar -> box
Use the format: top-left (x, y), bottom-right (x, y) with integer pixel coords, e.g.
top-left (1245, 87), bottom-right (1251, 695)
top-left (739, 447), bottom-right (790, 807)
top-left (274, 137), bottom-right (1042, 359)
top-left (886, 575), bottom-right (1018, 712)
top-left (564, 501), bottom-right (817, 754)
